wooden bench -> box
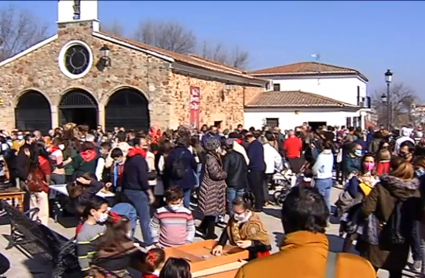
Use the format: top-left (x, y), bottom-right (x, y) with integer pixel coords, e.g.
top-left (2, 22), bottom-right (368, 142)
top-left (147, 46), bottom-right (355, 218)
top-left (1, 200), bottom-right (82, 277)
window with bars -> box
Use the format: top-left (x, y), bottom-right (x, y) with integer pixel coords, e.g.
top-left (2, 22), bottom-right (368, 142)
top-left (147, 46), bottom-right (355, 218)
top-left (273, 84), bottom-right (280, 91)
top-left (266, 118), bottom-right (279, 127)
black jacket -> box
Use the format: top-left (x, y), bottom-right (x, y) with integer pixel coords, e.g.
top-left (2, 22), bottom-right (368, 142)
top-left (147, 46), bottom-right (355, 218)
top-left (122, 153), bottom-right (149, 192)
top-left (223, 150), bottom-right (248, 189)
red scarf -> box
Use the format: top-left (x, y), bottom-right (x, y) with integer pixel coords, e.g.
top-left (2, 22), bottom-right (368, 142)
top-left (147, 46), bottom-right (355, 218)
top-left (127, 147), bottom-right (147, 158)
top-left (142, 274), bottom-right (158, 278)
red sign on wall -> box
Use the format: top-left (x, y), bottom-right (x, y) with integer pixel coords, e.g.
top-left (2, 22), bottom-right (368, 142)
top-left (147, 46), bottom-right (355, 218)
top-left (189, 86), bottom-right (200, 129)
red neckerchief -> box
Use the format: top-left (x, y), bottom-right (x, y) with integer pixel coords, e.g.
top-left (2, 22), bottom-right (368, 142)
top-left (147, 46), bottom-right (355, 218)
top-left (127, 147), bottom-right (147, 158)
top-left (142, 274), bottom-right (158, 278)
top-left (80, 149), bottom-right (97, 162)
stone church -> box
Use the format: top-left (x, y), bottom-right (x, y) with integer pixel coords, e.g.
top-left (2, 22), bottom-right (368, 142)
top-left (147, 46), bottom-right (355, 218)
top-left (0, 0), bottom-right (267, 132)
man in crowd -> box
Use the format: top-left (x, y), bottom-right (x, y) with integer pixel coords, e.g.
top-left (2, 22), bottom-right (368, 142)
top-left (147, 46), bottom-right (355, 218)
top-left (245, 132), bottom-right (266, 212)
top-left (284, 130), bottom-right (303, 173)
top-left (228, 132), bottom-right (249, 164)
top-left (201, 126), bottom-right (221, 147)
top-left (122, 137), bottom-right (155, 246)
top-left (235, 186), bottom-right (376, 278)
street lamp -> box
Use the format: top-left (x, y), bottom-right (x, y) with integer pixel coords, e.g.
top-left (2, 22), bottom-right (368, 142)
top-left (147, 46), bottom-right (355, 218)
top-left (385, 69), bottom-right (393, 129)
top-left (381, 94), bottom-right (387, 103)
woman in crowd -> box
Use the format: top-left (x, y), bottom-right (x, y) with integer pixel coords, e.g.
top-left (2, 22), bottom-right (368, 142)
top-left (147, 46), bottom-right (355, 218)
top-left (88, 213), bottom-right (143, 277)
top-left (312, 140), bottom-right (334, 211)
top-left (72, 141), bottom-right (99, 179)
top-left (344, 143), bottom-right (363, 179)
top-left (376, 144), bottom-right (391, 175)
top-left (259, 135), bottom-right (282, 206)
top-left (154, 141), bottom-right (172, 207)
top-left (212, 193), bottom-right (271, 260)
top-left (339, 153), bottom-right (378, 252)
top-left (159, 258), bottom-right (192, 278)
top-left (197, 137), bottom-right (227, 240)
top-left (359, 157), bottom-right (421, 278)
top-left (27, 142), bottom-right (52, 226)
top-left (49, 138), bottom-right (67, 184)
top-left (63, 139), bottom-right (79, 182)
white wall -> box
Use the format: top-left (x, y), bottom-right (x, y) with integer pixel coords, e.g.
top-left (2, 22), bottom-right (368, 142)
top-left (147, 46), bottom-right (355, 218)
top-left (245, 108), bottom-right (362, 131)
top-left (271, 75), bottom-right (367, 106)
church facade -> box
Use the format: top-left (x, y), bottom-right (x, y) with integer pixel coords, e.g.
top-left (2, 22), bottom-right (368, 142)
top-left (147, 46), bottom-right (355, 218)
top-left (0, 0), bottom-right (266, 132)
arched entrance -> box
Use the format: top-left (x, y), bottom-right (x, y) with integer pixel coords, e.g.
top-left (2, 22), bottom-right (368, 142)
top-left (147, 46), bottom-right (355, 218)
top-left (15, 91), bottom-right (52, 133)
top-left (59, 89), bottom-right (98, 129)
top-left (105, 88), bottom-right (150, 132)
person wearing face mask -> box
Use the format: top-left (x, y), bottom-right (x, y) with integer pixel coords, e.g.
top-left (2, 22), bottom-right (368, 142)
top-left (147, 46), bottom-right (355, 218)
top-left (76, 196), bottom-right (108, 274)
top-left (87, 213), bottom-right (144, 278)
top-left (12, 132), bottom-right (25, 151)
top-left (337, 154), bottom-right (378, 253)
top-left (398, 140), bottom-right (415, 163)
top-left (149, 186), bottom-right (195, 248)
top-left (212, 193), bottom-right (271, 260)
top-left (49, 138), bottom-right (67, 184)
top-left (344, 143), bottom-right (362, 179)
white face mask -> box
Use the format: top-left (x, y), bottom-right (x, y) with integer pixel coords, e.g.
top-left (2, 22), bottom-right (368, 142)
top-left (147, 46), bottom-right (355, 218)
top-left (169, 203), bottom-right (182, 212)
top-left (234, 211), bottom-right (251, 223)
top-left (58, 144), bottom-right (65, 150)
top-left (96, 213), bottom-right (108, 223)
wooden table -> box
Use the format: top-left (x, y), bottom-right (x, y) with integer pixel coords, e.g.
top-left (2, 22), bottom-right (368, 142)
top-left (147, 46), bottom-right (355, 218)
top-left (165, 240), bottom-right (249, 277)
top-left (0, 188), bottom-right (25, 212)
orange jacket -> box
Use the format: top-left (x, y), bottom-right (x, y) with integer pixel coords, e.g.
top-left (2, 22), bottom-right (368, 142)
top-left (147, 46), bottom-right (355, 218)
top-left (234, 231), bottom-right (375, 278)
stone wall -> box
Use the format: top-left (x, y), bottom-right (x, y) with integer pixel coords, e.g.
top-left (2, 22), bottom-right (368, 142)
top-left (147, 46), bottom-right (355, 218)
top-left (168, 71), bottom-right (264, 130)
top-left (0, 20), bottom-right (173, 130)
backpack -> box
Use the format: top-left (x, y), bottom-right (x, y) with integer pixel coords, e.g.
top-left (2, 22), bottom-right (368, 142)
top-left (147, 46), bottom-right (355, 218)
top-left (379, 200), bottom-right (408, 250)
top-left (171, 151), bottom-right (188, 179)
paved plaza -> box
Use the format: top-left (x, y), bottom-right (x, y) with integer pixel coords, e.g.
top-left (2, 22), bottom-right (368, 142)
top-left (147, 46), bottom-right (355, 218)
top-left (0, 187), bottom-right (416, 278)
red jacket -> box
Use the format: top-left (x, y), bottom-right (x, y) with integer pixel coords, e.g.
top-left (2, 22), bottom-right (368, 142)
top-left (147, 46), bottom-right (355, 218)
top-left (284, 136), bottom-right (303, 158)
top-left (38, 156), bottom-right (52, 193)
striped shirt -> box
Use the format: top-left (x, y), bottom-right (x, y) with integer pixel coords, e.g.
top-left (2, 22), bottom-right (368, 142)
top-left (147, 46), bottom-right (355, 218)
top-left (76, 222), bottom-right (106, 271)
top-left (149, 206), bottom-right (195, 247)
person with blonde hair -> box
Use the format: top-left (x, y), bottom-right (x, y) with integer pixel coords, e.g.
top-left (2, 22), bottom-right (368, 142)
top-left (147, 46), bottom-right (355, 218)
top-left (360, 157), bottom-right (421, 277)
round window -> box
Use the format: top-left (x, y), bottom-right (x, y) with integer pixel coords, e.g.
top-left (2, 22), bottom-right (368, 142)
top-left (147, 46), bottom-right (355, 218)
top-left (64, 45), bottom-right (90, 75)
top-left (58, 40), bottom-right (93, 79)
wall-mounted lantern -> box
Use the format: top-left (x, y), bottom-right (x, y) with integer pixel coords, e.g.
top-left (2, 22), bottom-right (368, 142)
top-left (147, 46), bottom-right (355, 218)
top-left (100, 45), bottom-right (111, 68)
top-left (295, 110), bottom-right (300, 115)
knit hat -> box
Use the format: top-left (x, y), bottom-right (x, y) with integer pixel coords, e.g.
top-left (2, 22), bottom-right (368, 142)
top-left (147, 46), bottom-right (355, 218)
top-left (224, 138), bottom-right (234, 148)
top-left (205, 137), bottom-right (221, 151)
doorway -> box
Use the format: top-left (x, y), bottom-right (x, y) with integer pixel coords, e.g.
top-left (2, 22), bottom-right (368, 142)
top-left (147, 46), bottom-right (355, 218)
top-left (59, 90), bottom-right (98, 129)
top-left (308, 121), bottom-right (327, 132)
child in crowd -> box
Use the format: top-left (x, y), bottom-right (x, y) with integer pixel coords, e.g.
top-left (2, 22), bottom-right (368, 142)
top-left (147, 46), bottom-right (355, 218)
top-left (142, 248), bottom-right (166, 278)
top-left (159, 258), bottom-right (192, 278)
top-left (76, 196), bottom-right (108, 273)
top-left (96, 142), bottom-right (112, 181)
top-left (110, 148), bottom-right (125, 191)
top-left (150, 186), bottom-right (195, 248)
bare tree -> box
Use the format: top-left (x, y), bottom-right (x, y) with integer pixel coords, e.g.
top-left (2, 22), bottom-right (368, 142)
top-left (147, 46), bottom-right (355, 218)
top-left (101, 19), bottom-right (125, 37)
top-left (0, 5), bottom-right (49, 61)
top-left (200, 41), bottom-right (250, 69)
top-left (132, 20), bottom-right (196, 54)
top-left (372, 83), bottom-right (418, 128)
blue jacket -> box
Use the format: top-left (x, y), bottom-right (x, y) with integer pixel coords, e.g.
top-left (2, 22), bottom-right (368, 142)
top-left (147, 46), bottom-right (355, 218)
top-left (122, 152), bottom-right (149, 192)
top-left (165, 145), bottom-right (198, 190)
top-left (247, 140), bottom-right (266, 171)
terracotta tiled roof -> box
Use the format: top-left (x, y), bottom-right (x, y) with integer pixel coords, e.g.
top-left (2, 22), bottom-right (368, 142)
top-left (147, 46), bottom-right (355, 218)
top-left (245, 90), bottom-right (358, 108)
top-left (249, 62), bottom-right (368, 81)
top-left (97, 31), bottom-right (263, 81)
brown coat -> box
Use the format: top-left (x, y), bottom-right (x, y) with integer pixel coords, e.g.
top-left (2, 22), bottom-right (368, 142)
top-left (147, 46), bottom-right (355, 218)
top-left (360, 174), bottom-right (421, 271)
top-left (198, 152), bottom-right (227, 216)
top-left (235, 231), bottom-right (375, 278)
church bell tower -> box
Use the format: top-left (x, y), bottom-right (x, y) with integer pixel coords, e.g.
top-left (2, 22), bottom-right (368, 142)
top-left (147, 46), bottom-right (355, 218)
top-left (57, 0), bottom-right (100, 31)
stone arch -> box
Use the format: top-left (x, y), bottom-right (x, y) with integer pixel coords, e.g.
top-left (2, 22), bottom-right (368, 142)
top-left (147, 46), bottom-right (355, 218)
top-left (105, 88), bottom-right (150, 132)
top-left (102, 85), bottom-right (150, 105)
top-left (59, 88), bottom-right (99, 129)
top-left (15, 90), bottom-right (52, 133)
top-left (13, 88), bottom-right (53, 108)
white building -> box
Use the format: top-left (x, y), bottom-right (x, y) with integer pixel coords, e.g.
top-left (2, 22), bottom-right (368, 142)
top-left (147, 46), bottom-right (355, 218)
top-left (245, 62), bottom-right (370, 131)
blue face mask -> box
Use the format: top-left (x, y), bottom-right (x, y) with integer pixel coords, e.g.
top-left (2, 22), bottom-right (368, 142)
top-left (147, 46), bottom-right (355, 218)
top-left (354, 150), bottom-right (363, 157)
top-left (416, 168), bottom-right (425, 178)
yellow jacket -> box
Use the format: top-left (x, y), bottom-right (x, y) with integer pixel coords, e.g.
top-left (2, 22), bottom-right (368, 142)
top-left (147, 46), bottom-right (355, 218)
top-left (234, 231), bottom-right (375, 278)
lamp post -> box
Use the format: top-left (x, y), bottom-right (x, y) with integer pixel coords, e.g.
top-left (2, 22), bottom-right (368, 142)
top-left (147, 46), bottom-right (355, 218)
top-left (381, 94), bottom-right (387, 127)
top-left (385, 69), bottom-right (393, 129)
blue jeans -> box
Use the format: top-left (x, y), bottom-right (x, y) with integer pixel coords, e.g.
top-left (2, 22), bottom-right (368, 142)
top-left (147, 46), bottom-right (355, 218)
top-left (194, 164), bottom-right (202, 188)
top-left (314, 178), bottom-right (332, 212)
top-left (227, 188), bottom-right (245, 217)
top-left (123, 189), bottom-right (153, 245)
top-left (183, 188), bottom-right (191, 209)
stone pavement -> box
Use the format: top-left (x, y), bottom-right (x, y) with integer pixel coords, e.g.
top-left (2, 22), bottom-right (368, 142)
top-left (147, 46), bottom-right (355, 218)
top-left (0, 187), bottom-right (417, 278)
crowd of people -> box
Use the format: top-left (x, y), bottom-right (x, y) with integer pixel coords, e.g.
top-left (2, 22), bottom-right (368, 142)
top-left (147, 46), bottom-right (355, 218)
top-left (1, 121), bottom-right (425, 277)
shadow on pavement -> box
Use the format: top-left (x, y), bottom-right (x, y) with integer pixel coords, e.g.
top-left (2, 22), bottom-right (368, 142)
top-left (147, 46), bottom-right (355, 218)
top-left (262, 208), bottom-right (281, 219)
top-left (22, 256), bottom-right (52, 278)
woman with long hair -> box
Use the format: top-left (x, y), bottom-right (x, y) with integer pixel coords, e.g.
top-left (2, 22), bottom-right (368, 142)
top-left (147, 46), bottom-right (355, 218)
top-left (88, 213), bottom-right (143, 278)
top-left (27, 141), bottom-right (52, 226)
top-left (154, 140), bottom-right (172, 207)
top-left (197, 137), bottom-right (227, 240)
top-left (337, 153), bottom-right (378, 252)
top-left (359, 157), bottom-right (421, 277)
top-left (63, 139), bottom-right (80, 182)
